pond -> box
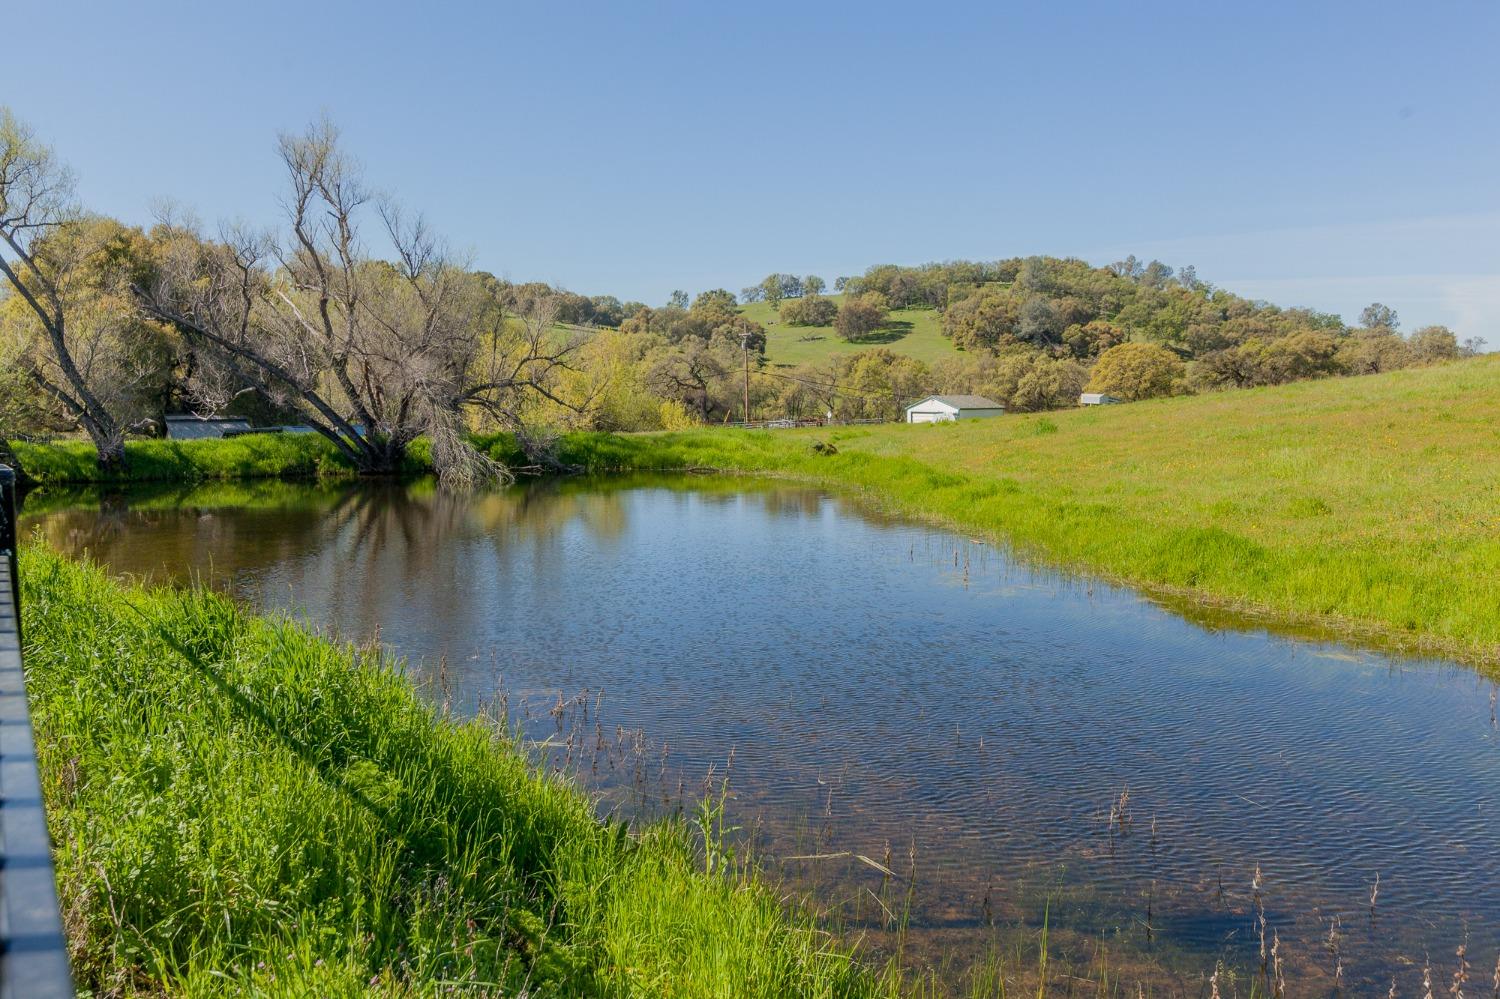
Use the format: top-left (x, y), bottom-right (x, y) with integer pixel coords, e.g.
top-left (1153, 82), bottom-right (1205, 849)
top-left (21, 476), bottom-right (1500, 993)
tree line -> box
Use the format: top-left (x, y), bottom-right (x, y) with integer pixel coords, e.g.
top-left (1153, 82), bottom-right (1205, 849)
top-left (858, 255), bottom-right (1473, 389)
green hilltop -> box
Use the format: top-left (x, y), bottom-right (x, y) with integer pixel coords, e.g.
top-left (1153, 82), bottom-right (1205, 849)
top-left (737, 296), bottom-right (957, 367)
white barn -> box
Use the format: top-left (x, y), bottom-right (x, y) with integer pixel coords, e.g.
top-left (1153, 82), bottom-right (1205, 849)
top-left (1079, 393), bottom-right (1122, 406)
top-left (904, 395), bottom-right (1005, 423)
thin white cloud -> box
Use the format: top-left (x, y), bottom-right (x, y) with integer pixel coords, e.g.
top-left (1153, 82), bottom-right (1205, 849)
top-left (1217, 274), bottom-right (1497, 348)
top-left (1084, 211), bottom-right (1500, 347)
top-left (1090, 210), bottom-right (1500, 276)
top-left (1436, 274), bottom-right (1500, 347)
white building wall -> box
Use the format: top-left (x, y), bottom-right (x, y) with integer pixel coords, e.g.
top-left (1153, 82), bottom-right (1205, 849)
top-left (906, 404), bottom-right (959, 423)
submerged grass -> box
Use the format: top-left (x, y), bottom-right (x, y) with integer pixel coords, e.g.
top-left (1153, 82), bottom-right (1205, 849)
top-left (20, 548), bottom-right (890, 997)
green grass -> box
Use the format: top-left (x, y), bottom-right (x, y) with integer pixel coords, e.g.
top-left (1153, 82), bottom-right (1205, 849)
top-left (10, 433), bottom-right (369, 486)
top-left (21, 548), bottom-right (898, 997)
top-left (567, 356), bottom-right (1500, 666)
top-left (5, 429), bottom-right (656, 489)
top-left (15, 476), bottom-right (372, 518)
top-left (7, 433), bottom-right (534, 487)
top-left (738, 297), bottom-right (961, 367)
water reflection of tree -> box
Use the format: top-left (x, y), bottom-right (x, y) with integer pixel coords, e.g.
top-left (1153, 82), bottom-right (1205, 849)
top-left (24, 479), bottom-right (839, 659)
top-left (27, 486), bottom-right (345, 590)
top-left (24, 480), bottom-right (639, 651)
top-left (469, 481), bottom-right (629, 546)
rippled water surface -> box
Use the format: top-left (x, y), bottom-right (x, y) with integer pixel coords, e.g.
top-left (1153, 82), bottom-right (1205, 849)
top-left (23, 476), bottom-right (1500, 992)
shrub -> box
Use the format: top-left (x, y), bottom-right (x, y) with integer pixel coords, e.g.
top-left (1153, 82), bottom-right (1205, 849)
top-left (658, 398), bottom-right (702, 430)
top-left (834, 294), bottom-right (889, 342)
top-left (780, 295), bottom-right (838, 327)
top-left (1086, 342), bottom-right (1185, 401)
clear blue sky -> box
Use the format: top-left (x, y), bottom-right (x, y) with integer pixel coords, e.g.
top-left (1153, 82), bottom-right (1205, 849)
top-left (9, 1), bottom-right (1499, 342)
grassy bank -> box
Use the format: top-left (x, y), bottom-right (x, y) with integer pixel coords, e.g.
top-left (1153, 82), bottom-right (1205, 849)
top-left (576, 356), bottom-right (1500, 666)
top-left (7, 430), bottom-right (643, 488)
top-left (8, 433), bottom-right (501, 487)
top-left (10, 433), bottom-right (371, 486)
top-left (20, 549), bottom-right (894, 997)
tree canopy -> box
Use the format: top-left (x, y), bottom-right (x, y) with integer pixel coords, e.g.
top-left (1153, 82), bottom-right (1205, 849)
top-left (1086, 342), bottom-right (1184, 401)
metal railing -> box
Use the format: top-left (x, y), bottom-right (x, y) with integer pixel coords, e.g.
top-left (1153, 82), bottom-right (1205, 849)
top-left (0, 467), bottom-right (15, 625)
top-left (0, 465), bottom-right (75, 998)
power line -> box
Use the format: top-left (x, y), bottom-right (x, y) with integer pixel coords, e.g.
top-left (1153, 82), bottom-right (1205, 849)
top-left (753, 366), bottom-right (906, 403)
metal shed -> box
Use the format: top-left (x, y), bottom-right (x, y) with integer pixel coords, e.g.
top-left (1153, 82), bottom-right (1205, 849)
top-left (163, 415), bottom-right (253, 440)
top-left (904, 395), bottom-right (1005, 423)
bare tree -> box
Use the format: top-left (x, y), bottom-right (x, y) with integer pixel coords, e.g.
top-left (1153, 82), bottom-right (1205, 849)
top-left (137, 119), bottom-right (579, 485)
top-left (647, 337), bottom-right (734, 419)
top-left (0, 108), bottom-right (134, 469)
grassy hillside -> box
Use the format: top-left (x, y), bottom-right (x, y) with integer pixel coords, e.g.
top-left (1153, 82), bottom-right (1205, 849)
top-left (578, 356), bottom-right (1500, 666)
top-left (21, 549), bottom-right (895, 997)
top-left (738, 297), bottom-right (960, 367)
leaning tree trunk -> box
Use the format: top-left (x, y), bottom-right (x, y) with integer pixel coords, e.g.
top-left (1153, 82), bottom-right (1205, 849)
top-left (80, 414), bottom-right (127, 474)
top-left (94, 440), bottom-right (127, 475)
top-left (354, 434), bottom-right (408, 477)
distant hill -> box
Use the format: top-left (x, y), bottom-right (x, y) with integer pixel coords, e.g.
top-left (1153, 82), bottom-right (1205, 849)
top-left (514, 255), bottom-right (1475, 428)
top-left (728, 256), bottom-right (1473, 398)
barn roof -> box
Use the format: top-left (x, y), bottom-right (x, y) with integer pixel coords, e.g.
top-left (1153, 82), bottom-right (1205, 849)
top-left (163, 414), bottom-right (252, 440)
top-left (908, 395), bottom-right (1004, 410)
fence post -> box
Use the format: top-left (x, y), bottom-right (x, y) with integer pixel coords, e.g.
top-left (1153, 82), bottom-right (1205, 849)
top-left (0, 464), bottom-right (75, 997)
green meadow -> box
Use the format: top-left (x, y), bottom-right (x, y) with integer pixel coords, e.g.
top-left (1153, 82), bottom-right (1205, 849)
top-left (737, 297), bottom-right (960, 367)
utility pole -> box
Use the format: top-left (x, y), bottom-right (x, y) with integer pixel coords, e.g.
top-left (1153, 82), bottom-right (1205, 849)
top-left (739, 330), bottom-right (751, 424)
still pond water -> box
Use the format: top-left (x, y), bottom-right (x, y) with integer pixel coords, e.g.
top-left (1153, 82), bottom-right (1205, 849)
top-left (22, 476), bottom-right (1500, 992)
